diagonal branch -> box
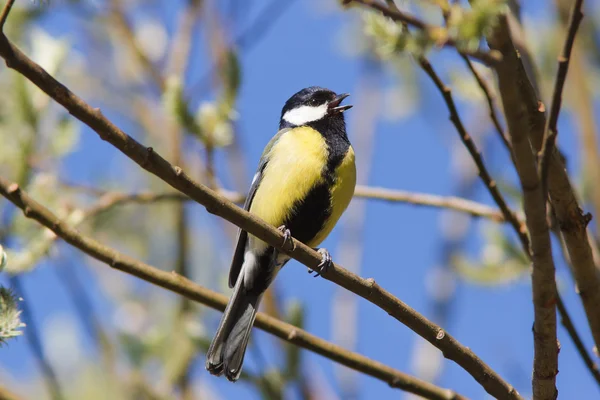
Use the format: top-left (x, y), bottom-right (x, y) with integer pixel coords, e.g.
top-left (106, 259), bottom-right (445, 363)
top-left (0, 0), bottom-right (12, 30)
top-left (343, 0), bottom-right (501, 65)
top-left (0, 177), bottom-right (464, 400)
top-left (538, 0), bottom-right (584, 194)
top-left (557, 286), bottom-right (600, 386)
top-left (417, 58), bottom-right (530, 254)
top-left (0, 18), bottom-right (521, 399)
top-left (460, 55), bottom-right (511, 153)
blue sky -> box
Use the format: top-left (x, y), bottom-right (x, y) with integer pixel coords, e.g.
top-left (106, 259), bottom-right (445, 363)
top-left (2, 0), bottom-right (599, 399)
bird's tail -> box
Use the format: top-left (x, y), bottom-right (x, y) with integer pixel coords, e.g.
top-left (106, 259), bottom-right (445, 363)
top-left (206, 275), bottom-right (262, 381)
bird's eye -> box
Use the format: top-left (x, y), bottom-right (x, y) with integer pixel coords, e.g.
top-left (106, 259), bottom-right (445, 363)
top-left (309, 98), bottom-right (319, 106)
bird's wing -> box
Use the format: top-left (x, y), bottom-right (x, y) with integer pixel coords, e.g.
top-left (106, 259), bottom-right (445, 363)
top-left (228, 128), bottom-right (290, 288)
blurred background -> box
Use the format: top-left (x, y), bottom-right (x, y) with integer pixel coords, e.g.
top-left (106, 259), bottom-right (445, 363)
top-left (0, 0), bottom-right (599, 398)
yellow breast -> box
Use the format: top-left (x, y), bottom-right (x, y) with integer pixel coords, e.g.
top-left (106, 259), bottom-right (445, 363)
top-left (249, 127), bottom-right (329, 250)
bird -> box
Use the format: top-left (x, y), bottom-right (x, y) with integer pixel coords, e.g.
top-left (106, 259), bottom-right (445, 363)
top-left (205, 86), bottom-right (356, 381)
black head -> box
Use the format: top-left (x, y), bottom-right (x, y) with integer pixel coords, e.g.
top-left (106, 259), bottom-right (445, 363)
top-left (279, 86), bottom-right (352, 130)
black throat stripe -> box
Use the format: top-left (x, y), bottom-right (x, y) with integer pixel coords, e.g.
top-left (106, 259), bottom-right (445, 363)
top-left (280, 115), bottom-right (350, 251)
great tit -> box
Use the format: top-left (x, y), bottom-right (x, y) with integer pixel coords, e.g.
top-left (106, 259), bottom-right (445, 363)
top-left (205, 86), bottom-right (356, 381)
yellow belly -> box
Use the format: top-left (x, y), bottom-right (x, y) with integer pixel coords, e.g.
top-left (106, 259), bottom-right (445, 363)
top-left (249, 127), bottom-right (356, 251)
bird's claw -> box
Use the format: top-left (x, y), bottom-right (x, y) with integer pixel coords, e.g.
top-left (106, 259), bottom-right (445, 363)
top-left (277, 225), bottom-right (295, 251)
top-left (308, 248), bottom-right (332, 278)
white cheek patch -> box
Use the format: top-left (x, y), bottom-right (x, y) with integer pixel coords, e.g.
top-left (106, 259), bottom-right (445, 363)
top-left (283, 104), bottom-right (328, 125)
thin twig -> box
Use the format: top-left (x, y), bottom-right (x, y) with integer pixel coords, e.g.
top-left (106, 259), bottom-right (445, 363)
top-left (0, 0), bottom-right (12, 31)
top-left (0, 178), bottom-right (464, 400)
top-left (0, 10), bottom-right (520, 398)
top-left (557, 289), bottom-right (600, 385)
top-left (538, 0), bottom-right (584, 196)
top-left (417, 58), bottom-right (530, 254)
top-left (356, 186), bottom-right (507, 220)
top-left (6, 185), bottom-right (505, 273)
top-left (460, 55), bottom-right (511, 152)
top-left (554, 0), bottom-right (600, 239)
top-left (68, 184), bottom-right (510, 223)
top-left (344, 0), bottom-right (501, 65)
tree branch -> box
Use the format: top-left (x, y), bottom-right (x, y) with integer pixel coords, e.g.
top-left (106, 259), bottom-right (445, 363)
top-left (0, 177), bottom-right (464, 400)
top-left (460, 54), bottom-right (511, 153)
top-left (557, 292), bottom-right (600, 386)
top-left (0, 6), bottom-right (520, 397)
top-left (538, 0), bottom-right (584, 195)
top-left (359, 186), bottom-right (511, 220)
top-left (485, 10), bottom-right (600, 368)
top-left (80, 186), bottom-right (508, 222)
top-left (416, 57), bottom-right (530, 254)
top-left (4, 185), bottom-right (505, 273)
top-left (0, 0), bottom-right (11, 31)
top-left (554, 0), bottom-right (600, 239)
top-left (343, 0), bottom-right (501, 65)
top-left (487, 16), bottom-right (559, 399)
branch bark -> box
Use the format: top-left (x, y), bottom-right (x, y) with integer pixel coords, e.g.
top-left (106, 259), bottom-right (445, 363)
top-left (0, 15), bottom-right (522, 398)
top-left (486, 10), bottom-right (600, 365)
top-left (0, 177), bottom-right (464, 400)
top-left (487, 15), bottom-right (559, 400)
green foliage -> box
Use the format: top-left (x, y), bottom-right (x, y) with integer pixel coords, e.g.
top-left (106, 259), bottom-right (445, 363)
top-left (48, 116), bottom-right (80, 158)
top-left (452, 224), bottom-right (530, 286)
top-left (362, 12), bottom-right (414, 60)
top-left (163, 76), bottom-right (203, 138)
top-left (163, 74), bottom-right (236, 149)
top-left (220, 49), bottom-right (241, 110)
top-left (196, 48), bottom-right (241, 149)
top-left (0, 286), bottom-right (25, 345)
top-left (446, 0), bottom-right (507, 53)
top-left (0, 244), bottom-right (6, 271)
top-left (361, 0), bottom-right (506, 59)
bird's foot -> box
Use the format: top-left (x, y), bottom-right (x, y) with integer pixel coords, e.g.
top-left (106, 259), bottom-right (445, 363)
top-left (308, 248), bottom-right (332, 278)
top-left (277, 225), bottom-right (295, 251)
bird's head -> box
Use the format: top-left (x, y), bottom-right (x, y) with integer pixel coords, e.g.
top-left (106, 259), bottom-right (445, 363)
top-left (279, 86), bottom-right (352, 129)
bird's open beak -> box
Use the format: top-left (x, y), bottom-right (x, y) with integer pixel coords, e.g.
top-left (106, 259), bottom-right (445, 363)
top-left (328, 93), bottom-right (352, 114)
